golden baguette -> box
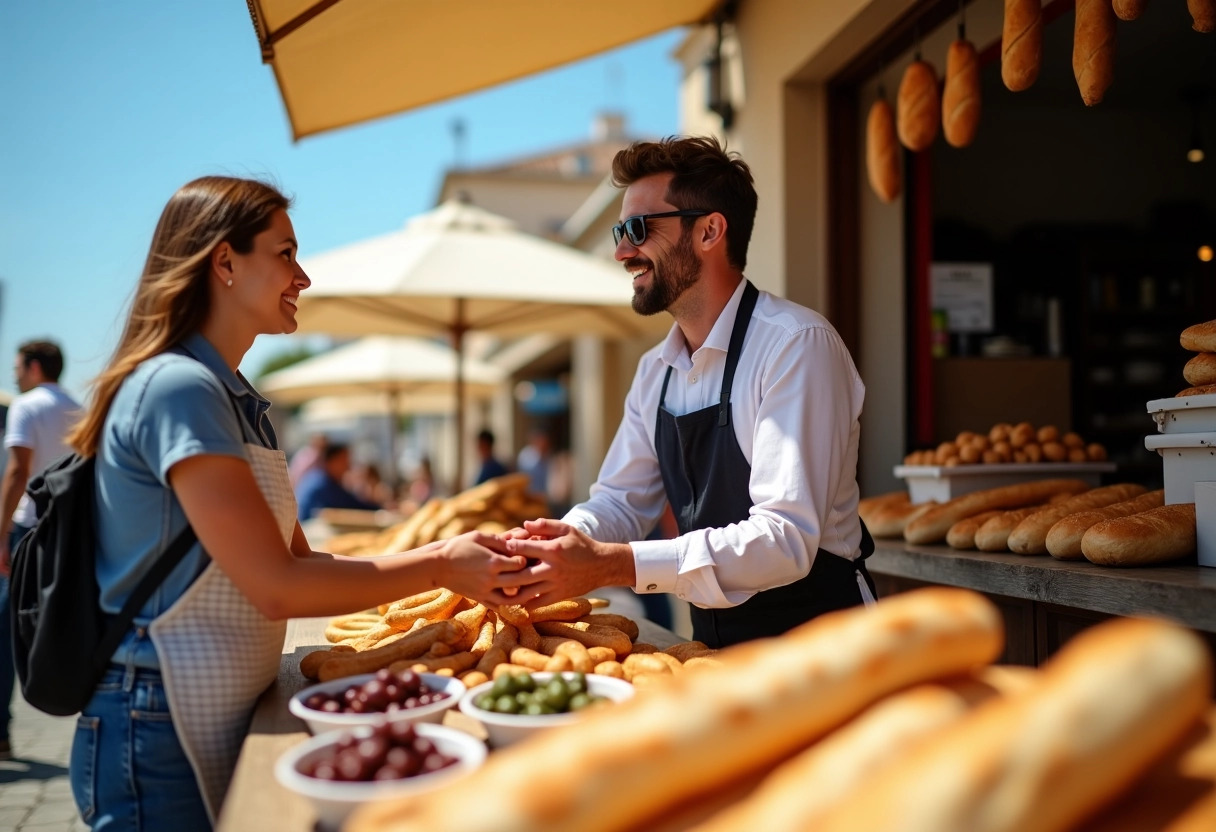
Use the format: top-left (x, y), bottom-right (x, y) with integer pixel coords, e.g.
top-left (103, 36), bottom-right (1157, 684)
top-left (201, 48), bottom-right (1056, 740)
top-left (974, 505), bottom-right (1049, 552)
top-left (1082, 504), bottom-right (1197, 566)
top-left (1008, 483), bottom-right (1148, 555)
top-left (347, 588), bottom-right (1004, 832)
top-left (945, 510), bottom-right (1004, 549)
top-left (815, 617), bottom-right (1213, 832)
top-left (1046, 490), bottom-right (1165, 560)
top-left (858, 490), bottom-right (909, 525)
top-left (904, 479), bottom-right (1090, 545)
top-left (867, 499), bottom-right (936, 539)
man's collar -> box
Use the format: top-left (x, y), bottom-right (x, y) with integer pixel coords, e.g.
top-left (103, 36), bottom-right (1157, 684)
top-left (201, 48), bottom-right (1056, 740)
top-left (657, 279), bottom-right (749, 366)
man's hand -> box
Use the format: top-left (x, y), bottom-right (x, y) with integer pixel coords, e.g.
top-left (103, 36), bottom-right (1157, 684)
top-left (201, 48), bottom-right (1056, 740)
top-left (503, 519), bottom-right (635, 608)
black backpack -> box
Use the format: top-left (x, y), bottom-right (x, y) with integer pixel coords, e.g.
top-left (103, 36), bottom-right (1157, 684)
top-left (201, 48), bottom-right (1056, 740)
top-left (10, 452), bottom-right (197, 716)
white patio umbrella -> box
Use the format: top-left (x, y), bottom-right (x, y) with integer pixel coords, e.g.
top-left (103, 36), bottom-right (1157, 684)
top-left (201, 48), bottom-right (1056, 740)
top-left (259, 335), bottom-right (507, 483)
top-left (293, 199), bottom-right (669, 480)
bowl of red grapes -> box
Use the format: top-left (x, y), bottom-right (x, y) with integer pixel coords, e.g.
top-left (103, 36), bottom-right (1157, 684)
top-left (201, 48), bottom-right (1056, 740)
top-left (275, 720), bottom-right (486, 830)
top-left (289, 669), bottom-right (465, 735)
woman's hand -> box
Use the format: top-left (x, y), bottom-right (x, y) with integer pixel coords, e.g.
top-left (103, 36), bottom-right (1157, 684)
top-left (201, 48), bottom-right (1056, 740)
top-left (434, 530), bottom-right (533, 607)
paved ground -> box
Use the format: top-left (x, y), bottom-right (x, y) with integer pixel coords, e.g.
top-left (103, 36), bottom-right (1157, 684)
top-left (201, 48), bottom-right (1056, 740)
top-left (0, 694), bottom-right (87, 832)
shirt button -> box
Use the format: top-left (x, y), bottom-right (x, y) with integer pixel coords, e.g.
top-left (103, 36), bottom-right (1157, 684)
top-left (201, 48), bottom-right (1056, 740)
top-left (689, 375), bottom-right (698, 383)
top-left (678, 594), bottom-right (686, 600)
top-left (646, 583), bottom-right (657, 591)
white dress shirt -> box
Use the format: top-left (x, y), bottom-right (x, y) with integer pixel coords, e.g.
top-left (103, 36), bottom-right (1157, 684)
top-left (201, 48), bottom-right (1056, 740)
top-left (563, 280), bottom-right (867, 609)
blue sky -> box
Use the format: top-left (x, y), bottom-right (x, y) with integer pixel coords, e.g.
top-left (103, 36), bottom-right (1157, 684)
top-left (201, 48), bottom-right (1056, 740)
top-left (0, 2), bottom-right (685, 399)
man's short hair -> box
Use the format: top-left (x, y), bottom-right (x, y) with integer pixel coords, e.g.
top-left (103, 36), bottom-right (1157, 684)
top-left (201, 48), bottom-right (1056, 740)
top-left (322, 443), bottom-right (350, 463)
top-left (18, 339), bottom-right (65, 382)
top-left (611, 135), bottom-right (757, 271)
top-left (477, 429), bottom-right (495, 445)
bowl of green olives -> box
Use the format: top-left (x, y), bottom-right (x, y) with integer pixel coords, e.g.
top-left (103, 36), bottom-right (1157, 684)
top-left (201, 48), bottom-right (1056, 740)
top-left (458, 671), bottom-right (634, 747)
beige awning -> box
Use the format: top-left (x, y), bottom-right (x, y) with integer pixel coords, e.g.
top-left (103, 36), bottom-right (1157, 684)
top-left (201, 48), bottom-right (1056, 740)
top-left (246, 0), bottom-right (721, 139)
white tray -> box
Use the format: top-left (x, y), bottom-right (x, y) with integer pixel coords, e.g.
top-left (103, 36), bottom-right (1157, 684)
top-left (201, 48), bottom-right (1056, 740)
top-left (894, 462), bottom-right (1117, 504)
top-left (1144, 432), bottom-right (1216, 505)
top-left (1146, 393), bottom-right (1216, 434)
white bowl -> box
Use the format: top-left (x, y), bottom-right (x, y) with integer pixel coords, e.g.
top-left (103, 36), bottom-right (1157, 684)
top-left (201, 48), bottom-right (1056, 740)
top-left (275, 722), bottom-right (486, 832)
top-left (289, 672), bottom-right (464, 735)
top-left (458, 671), bottom-right (635, 748)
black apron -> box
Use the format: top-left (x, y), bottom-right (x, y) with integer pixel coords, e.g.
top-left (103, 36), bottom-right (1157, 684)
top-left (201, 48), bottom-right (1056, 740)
top-left (654, 281), bottom-right (877, 648)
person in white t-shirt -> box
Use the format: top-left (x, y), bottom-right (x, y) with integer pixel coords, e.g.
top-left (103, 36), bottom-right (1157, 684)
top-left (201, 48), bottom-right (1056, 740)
top-left (0, 339), bottom-right (81, 759)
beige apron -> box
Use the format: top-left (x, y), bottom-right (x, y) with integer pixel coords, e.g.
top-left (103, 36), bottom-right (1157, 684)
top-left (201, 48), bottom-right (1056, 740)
top-left (148, 441), bottom-right (295, 823)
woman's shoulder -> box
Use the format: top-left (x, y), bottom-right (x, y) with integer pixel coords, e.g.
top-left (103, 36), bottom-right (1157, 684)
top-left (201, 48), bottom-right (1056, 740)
top-left (113, 352), bottom-right (228, 425)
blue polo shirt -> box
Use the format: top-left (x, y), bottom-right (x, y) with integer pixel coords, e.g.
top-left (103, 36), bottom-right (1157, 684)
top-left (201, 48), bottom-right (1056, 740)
top-left (96, 332), bottom-right (279, 669)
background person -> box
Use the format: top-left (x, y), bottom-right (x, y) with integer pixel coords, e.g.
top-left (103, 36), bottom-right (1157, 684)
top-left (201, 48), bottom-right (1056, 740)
top-left (65, 176), bottom-right (528, 830)
top-left (295, 442), bottom-right (381, 520)
top-left (0, 339), bottom-right (81, 761)
top-left (505, 136), bottom-right (875, 649)
top-left (473, 428), bottom-right (509, 486)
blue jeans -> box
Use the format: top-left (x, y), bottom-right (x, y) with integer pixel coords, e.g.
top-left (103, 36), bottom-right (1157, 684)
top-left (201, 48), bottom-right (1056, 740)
top-left (0, 524), bottom-right (31, 742)
top-left (70, 664), bottom-right (210, 831)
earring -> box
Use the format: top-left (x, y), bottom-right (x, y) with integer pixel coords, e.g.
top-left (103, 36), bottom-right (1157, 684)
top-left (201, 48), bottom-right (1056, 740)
top-left (226, 278), bottom-right (233, 287)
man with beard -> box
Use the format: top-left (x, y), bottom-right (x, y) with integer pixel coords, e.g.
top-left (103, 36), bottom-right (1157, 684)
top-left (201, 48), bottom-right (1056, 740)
top-left (505, 136), bottom-right (876, 649)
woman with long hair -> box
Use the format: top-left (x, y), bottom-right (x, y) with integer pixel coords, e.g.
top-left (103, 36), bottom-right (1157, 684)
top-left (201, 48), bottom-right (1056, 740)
top-left (66, 176), bottom-right (529, 830)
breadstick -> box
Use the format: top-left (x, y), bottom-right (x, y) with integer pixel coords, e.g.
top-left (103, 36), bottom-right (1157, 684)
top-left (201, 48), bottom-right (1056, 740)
top-left (945, 510), bottom-right (1004, 549)
top-left (1082, 504), bottom-right (1197, 566)
top-left (528, 598), bottom-right (593, 623)
top-left (1002, 0), bottom-right (1043, 92)
top-left (578, 613), bottom-right (639, 642)
top-left (1008, 483), bottom-right (1147, 555)
top-left (1074, 0), bottom-right (1116, 106)
top-left (508, 647), bottom-right (551, 671)
top-left (815, 617), bottom-right (1212, 832)
top-left (663, 641), bottom-right (716, 663)
top-left (317, 620), bottom-right (459, 682)
top-left (399, 650), bottom-right (479, 675)
top-left (1046, 490), bottom-right (1164, 560)
top-left (534, 621), bottom-right (632, 658)
top-left (904, 479), bottom-right (1089, 544)
top-left (299, 644), bottom-right (354, 680)
top-left (347, 588), bottom-right (1004, 832)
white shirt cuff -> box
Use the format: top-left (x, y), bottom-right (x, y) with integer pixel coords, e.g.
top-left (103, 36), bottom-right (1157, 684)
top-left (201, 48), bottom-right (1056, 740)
top-left (631, 539), bottom-right (679, 593)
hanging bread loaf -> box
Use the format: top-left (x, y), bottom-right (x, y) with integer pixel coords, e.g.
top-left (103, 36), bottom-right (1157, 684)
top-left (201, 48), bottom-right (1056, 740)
top-left (1183, 352), bottom-right (1216, 386)
top-left (1190, 0), bottom-right (1216, 33)
top-left (1073, 0), bottom-right (1116, 106)
top-left (1001, 0), bottom-right (1043, 91)
top-left (1007, 483), bottom-right (1148, 555)
top-left (942, 38), bottom-right (981, 148)
top-left (1181, 320), bottom-right (1216, 352)
top-left (897, 59), bottom-right (940, 152)
top-left (813, 617), bottom-right (1213, 832)
top-left (1045, 489), bottom-right (1164, 560)
top-left (1112, 0), bottom-right (1145, 20)
top-left (866, 96), bottom-right (901, 202)
top-left (1082, 503), bottom-right (1197, 566)
top-left (904, 478), bottom-right (1090, 545)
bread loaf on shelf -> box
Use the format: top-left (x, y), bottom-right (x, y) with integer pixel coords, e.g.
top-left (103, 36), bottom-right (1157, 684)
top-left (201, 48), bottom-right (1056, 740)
top-left (975, 504), bottom-right (1050, 552)
top-left (1001, 0), bottom-right (1043, 91)
top-left (942, 38), bottom-right (981, 148)
top-left (866, 97), bottom-right (901, 202)
top-left (1045, 489), bottom-right (1165, 560)
top-left (1007, 483), bottom-right (1148, 555)
top-left (868, 499), bottom-right (936, 539)
top-left (1183, 352), bottom-right (1216, 387)
top-left (904, 479), bottom-right (1090, 545)
top-left (1082, 503), bottom-right (1197, 566)
top-left (1073, 0), bottom-right (1116, 106)
top-left (1178, 383), bottom-right (1216, 398)
top-left (1181, 319), bottom-right (1216, 352)
top-left (946, 510), bottom-right (1004, 549)
top-left (896, 59), bottom-right (940, 152)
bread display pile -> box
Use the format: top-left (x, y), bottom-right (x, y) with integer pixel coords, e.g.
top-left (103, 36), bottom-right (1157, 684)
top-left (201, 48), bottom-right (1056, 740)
top-left (902, 422), bottom-right (1107, 466)
top-left (323, 473), bottom-right (549, 557)
top-left (299, 591), bottom-right (719, 690)
top-left (1179, 319), bottom-right (1216, 397)
top-left (345, 588), bottom-right (1216, 832)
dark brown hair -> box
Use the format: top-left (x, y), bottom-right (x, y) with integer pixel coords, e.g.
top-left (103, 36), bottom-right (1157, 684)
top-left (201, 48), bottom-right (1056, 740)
top-left (611, 135), bottom-right (757, 270)
top-left (69, 176), bottom-right (290, 457)
top-left (18, 339), bottom-right (65, 382)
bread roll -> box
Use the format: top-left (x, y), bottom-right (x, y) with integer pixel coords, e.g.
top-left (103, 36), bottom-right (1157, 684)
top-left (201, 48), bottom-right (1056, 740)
top-left (1045, 489), bottom-right (1165, 560)
top-left (1082, 503), bottom-right (1197, 566)
top-left (946, 510), bottom-right (1004, 549)
top-left (866, 97), bottom-right (901, 202)
top-left (904, 478), bottom-right (1090, 545)
top-left (814, 617), bottom-right (1213, 832)
top-left (1183, 353), bottom-right (1216, 386)
top-left (1179, 383), bottom-right (1216, 398)
top-left (1074, 0), bottom-right (1116, 106)
top-left (1002, 0), bottom-right (1043, 91)
top-left (1181, 320), bottom-right (1216, 352)
top-left (348, 588), bottom-right (1004, 832)
top-left (1112, 0), bottom-right (1145, 20)
top-left (1190, 0), bottom-right (1216, 33)
top-left (1007, 483), bottom-right (1148, 555)
top-left (942, 39), bottom-right (981, 148)
top-left (975, 504), bottom-right (1049, 552)
top-left (897, 59), bottom-right (940, 152)
top-left (868, 499), bottom-right (937, 539)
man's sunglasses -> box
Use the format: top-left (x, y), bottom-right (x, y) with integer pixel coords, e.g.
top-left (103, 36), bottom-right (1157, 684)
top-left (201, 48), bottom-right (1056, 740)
top-left (611, 209), bottom-right (711, 246)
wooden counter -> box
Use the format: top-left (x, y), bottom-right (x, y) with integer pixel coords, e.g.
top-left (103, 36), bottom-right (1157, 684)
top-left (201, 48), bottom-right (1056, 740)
top-left (867, 542), bottom-right (1216, 667)
top-left (217, 616), bottom-right (682, 832)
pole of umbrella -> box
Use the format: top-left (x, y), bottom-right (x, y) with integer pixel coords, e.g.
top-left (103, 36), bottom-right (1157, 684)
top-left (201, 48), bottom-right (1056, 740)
top-left (388, 387), bottom-right (401, 491)
top-left (453, 298), bottom-right (467, 495)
